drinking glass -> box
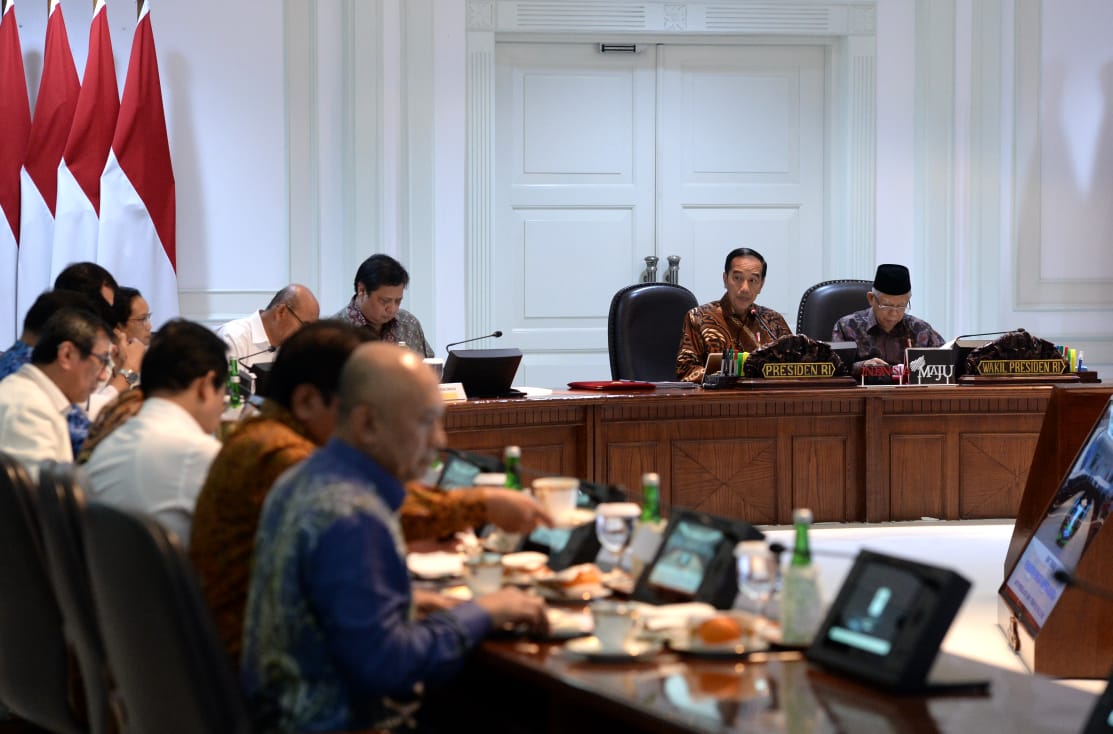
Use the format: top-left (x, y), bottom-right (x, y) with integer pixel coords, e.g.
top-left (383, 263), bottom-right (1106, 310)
top-left (594, 502), bottom-right (641, 571)
top-left (734, 541), bottom-right (777, 617)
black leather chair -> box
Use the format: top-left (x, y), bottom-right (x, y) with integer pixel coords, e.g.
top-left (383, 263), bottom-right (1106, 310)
top-left (36, 462), bottom-right (119, 734)
top-left (795, 279), bottom-right (873, 340)
top-left (608, 282), bottom-right (698, 381)
top-left (81, 504), bottom-right (252, 734)
top-left (0, 453), bottom-right (86, 734)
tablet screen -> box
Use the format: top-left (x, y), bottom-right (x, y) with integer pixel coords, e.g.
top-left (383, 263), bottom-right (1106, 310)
top-left (646, 520), bottom-right (724, 596)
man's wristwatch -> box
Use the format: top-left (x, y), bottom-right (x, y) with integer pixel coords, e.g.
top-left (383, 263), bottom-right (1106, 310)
top-left (118, 368), bottom-right (140, 388)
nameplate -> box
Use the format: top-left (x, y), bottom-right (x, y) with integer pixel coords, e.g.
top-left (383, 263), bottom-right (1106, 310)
top-left (908, 348), bottom-right (956, 385)
top-left (439, 382), bottom-right (468, 401)
top-left (975, 359), bottom-right (1066, 377)
top-left (761, 362), bottom-right (836, 379)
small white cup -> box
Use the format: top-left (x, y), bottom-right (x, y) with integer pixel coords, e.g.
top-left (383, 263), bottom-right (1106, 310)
top-left (423, 357), bottom-right (445, 381)
top-left (464, 553), bottom-right (504, 596)
top-left (591, 601), bottom-right (641, 649)
top-left (532, 477), bottom-right (579, 525)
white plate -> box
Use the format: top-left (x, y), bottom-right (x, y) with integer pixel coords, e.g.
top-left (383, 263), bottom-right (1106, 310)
top-left (667, 635), bottom-right (770, 659)
top-left (535, 585), bottom-right (613, 603)
top-left (501, 551), bottom-right (549, 572)
top-left (564, 636), bottom-right (662, 662)
top-left (551, 507), bottom-right (595, 529)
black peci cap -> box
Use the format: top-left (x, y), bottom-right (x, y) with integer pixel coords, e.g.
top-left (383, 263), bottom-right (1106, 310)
top-left (873, 264), bottom-right (911, 296)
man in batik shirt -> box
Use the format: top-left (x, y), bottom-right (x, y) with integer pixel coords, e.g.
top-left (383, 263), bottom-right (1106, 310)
top-left (676, 247), bottom-right (793, 383)
top-left (333, 253), bottom-right (434, 357)
top-left (832, 263), bottom-right (943, 376)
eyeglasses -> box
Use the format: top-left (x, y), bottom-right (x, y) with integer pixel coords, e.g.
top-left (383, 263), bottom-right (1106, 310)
top-left (128, 313), bottom-right (152, 323)
top-left (874, 299), bottom-right (910, 313)
top-left (285, 304), bottom-right (307, 327)
top-left (88, 351), bottom-right (112, 369)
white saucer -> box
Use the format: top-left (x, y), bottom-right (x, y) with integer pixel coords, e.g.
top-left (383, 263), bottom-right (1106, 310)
top-left (551, 507), bottom-right (595, 529)
top-left (667, 635), bottom-right (770, 659)
top-left (535, 585), bottom-right (613, 603)
top-left (564, 636), bottom-right (662, 662)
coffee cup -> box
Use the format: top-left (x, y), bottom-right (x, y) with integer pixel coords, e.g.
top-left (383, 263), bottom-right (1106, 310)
top-left (532, 477), bottom-right (579, 525)
top-left (591, 601), bottom-right (641, 649)
top-left (464, 552), bottom-right (504, 596)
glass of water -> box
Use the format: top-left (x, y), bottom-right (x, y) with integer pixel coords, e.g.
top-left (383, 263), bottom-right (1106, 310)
top-left (734, 540), bottom-right (777, 617)
top-left (594, 502), bottom-right (641, 570)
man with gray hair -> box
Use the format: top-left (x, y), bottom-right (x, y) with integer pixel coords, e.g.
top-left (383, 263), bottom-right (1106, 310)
top-left (242, 342), bottom-right (547, 733)
top-left (216, 283), bottom-right (320, 367)
top-left (0, 308), bottom-right (112, 472)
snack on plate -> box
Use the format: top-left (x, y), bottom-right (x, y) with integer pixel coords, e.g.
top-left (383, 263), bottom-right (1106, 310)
top-left (690, 612), bottom-right (760, 646)
top-left (546, 563), bottom-right (602, 589)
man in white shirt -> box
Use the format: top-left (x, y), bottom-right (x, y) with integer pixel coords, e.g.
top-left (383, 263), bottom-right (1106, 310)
top-left (85, 319), bottom-right (229, 547)
top-left (216, 284), bottom-right (320, 368)
top-left (0, 308), bottom-right (112, 474)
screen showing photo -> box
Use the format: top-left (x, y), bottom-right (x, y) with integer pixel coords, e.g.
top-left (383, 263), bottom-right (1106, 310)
top-left (647, 521), bottom-right (724, 596)
top-left (825, 562), bottom-right (922, 657)
top-left (1003, 398), bottom-right (1113, 632)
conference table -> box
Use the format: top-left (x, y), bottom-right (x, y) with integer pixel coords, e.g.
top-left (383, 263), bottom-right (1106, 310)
top-left (422, 638), bottom-right (1098, 734)
top-left (443, 383), bottom-right (1088, 525)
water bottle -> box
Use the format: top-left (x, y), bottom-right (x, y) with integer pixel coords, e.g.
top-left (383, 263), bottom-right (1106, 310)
top-left (503, 445), bottom-right (522, 490)
top-left (227, 358), bottom-right (242, 409)
top-left (780, 508), bottom-right (823, 645)
top-left (640, 472), bottom-right (661, 523)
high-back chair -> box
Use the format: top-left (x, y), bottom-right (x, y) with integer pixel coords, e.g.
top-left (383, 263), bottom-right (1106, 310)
top-left (0, 453), bottom-right (86, 734)
top-left (795, 279), bottom-right (873, 340)
top-left (81, 503), bottom-right (252, 734)
top-left (36, 462), bottom-right (119, 734)
top-left (607, 282), bottom-right (698, 381)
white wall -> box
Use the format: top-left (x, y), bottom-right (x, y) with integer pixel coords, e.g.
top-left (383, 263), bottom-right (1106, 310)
top-left (10, 0), bottom-right (1112, 381)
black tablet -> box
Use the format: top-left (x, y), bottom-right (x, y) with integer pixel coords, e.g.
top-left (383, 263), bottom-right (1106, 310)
top-left (805, 550), bottom-right (979, 694)
top-left (632, 508), bottom-right (763, 609)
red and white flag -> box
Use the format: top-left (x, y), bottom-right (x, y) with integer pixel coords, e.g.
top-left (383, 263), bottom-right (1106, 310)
top-left (98, 0), bottom-right (177, 325)
top-left (52, 0), bottom-right (118, 278)
top-left (16, 0), bottom-right (78, 325)
top-left (0, 0), bottom-right (31, 346)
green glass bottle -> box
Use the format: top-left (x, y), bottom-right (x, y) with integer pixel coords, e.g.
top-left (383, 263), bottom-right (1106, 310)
top-left (503, 445), bottom-right (522, 490)
top-left (640, 472), bottom-right (661, 523)
top-left (227, 358), bottom-right (242, 409)
top-left (780, 508), bottom-right (823, 645)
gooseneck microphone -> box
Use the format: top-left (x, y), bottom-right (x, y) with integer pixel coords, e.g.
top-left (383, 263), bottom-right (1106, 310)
top-left (749, 307), bottom-right (777, 343)
top-left (953, 329), bottom-right (1023, 341)
top-left (1052, 569), bottom-right (1113, 604)
top-left (236, 345), bottom-right (277, 370)
top-left (445, 330), bottom-right (503, 352)
top-left (768, 541), bottom-right (859, 560)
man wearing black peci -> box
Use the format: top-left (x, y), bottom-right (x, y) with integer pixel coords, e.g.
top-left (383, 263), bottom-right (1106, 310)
top-left (832, 263), bottom-right (943, 377)
top-left (676, 247), bottom-right (793, 383)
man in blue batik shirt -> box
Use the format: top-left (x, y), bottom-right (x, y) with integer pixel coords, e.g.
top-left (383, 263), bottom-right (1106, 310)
top-left (241, 342), bottom-right (547, 733)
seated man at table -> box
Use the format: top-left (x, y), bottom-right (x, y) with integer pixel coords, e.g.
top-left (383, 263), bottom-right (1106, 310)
top-left (241, 342), bottom-right (547, 732)
top-left (85, 320), bottom-right (228, 546)
top-left (676, 247), bottom-right (793, 382)
top-left (191, 320), bottom-right (550, 664)
top-left (0, 307), bottom-right (112, 473)
top-left (216, 283), bottom-right (320, 368)
top-left (832, 263), bottom-right (944, 376)
top-left (334, 253), bottom-right (434, 357)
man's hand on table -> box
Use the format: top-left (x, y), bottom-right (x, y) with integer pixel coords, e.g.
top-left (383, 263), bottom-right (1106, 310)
top-left (413, 588), bottom-right (464, 615)
top-left (474, 587), bottom-right (549, 636)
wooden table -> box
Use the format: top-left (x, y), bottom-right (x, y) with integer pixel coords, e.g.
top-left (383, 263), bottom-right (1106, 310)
top-left (422, 638), bottom-right (1097, 734)
top-left (445, 384), bottom-right (1064, 524)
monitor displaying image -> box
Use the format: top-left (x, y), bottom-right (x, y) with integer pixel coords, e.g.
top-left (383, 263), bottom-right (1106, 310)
top-left (646, 520), bottom-right (724, 596)
top-left (1001, 397), bottom-right (1113, 634)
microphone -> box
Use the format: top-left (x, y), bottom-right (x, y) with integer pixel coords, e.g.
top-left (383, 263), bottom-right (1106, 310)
top-left (236, 345), bottom-right (277, 371)
top-left (445, 330), bottom-right (503, 352)
top-left (1052, 569), bottom-right (1113, 604)
top-left (768, 541), bottom-right (859, 560)
top-left (953, 329), bottom-right (1023, 342)
top-left (749, 307), bottom-right (777, 343)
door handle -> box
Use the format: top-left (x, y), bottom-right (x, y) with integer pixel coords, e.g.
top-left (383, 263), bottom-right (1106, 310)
top-left (665, 255), bottom-right (681, 285)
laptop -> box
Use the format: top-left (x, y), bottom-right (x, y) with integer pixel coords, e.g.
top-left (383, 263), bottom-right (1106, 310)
top-left (441, 348), bottom-right (524, 398)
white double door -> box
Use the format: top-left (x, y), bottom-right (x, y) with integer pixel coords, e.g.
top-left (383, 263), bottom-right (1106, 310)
top-left (494, 41), bottom-right (827, 388)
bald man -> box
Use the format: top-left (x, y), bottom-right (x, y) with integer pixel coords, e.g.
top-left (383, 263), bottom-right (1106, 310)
top-left (216, 283), bottom-right (320, 367)
top-left (241, 343), bottom-right (547, 733)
